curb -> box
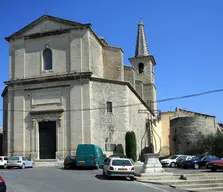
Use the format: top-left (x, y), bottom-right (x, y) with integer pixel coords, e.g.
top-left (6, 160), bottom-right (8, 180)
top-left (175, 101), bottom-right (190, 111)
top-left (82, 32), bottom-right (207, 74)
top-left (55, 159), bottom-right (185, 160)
top-left (136, 180), bottom-right (169, 186)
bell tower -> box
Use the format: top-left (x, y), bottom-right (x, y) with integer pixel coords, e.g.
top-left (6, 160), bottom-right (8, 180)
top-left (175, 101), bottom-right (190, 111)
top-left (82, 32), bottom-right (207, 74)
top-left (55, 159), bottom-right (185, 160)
top-left (129, 19), bottom-right (157, 111)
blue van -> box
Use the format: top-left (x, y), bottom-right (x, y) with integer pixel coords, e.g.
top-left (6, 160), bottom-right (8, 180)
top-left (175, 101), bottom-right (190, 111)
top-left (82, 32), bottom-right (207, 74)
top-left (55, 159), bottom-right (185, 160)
top-left (76, 144), bottom-right (104, 169)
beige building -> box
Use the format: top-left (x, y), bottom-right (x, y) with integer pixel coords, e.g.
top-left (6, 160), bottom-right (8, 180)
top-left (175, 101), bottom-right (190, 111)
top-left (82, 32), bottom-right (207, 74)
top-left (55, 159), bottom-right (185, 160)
top-left (157, 108), bottom-right (223, 157)
top-left (158, 112), bottom-right (175, 157)
top-left (2, 15), bottom-right (159, 160)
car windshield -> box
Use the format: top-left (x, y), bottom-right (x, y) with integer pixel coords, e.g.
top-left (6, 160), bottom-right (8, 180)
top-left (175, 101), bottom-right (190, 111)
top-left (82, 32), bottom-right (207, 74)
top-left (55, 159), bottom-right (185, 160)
top-left (9, 157), bottom-right (20, 160)
top-left (187, 156), bottom-right (194, 160)
top-left (112, 160), bottom-right (132, 166)
top-left (168, 155), bottom-right (178, 159)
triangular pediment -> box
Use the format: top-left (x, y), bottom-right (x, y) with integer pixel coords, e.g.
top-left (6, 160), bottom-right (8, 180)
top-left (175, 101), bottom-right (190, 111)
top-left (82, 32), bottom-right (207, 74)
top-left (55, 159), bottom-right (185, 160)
top-left (5, 15), bottom-right (91, 41)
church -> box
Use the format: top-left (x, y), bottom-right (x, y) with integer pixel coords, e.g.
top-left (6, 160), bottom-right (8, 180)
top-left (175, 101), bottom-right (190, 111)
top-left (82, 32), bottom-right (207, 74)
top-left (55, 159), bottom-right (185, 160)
top-left (2, 15), bottom-right (159, 160)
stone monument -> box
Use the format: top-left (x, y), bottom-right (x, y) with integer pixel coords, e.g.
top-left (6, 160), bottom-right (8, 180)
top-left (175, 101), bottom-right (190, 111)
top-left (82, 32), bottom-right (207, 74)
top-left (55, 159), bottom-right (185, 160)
top-left (141, 153), bottom-right (164, 174)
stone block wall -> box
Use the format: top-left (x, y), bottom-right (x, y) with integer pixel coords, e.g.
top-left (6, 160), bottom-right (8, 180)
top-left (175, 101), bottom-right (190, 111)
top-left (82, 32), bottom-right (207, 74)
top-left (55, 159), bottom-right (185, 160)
top-left (90, 80), bottom-right (149, 159)
top-left (135, 80), bottom-right (143, 98)
top-left (103, 46), bottom-right (124, 81)
top-left (90, 81), bottom-right (128, 155)
top-left (170, 116), bottom-right (217, 154)
top-left (124, 66), bottom-right (135, 88)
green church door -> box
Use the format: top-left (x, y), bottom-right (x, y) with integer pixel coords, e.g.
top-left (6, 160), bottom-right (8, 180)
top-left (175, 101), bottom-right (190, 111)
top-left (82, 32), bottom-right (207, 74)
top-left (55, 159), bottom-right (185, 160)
top-left (39, 121), bottom-right (57, 159)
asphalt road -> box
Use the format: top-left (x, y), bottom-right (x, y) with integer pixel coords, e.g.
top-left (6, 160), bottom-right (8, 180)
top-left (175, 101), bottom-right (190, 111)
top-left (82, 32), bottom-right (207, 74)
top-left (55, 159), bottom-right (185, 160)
top-left (0, 167), bottom-right (188, 192)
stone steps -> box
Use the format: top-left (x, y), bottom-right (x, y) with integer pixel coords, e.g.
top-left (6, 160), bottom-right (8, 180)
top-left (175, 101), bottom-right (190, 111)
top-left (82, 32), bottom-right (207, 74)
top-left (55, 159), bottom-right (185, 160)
top-left (182, 176), bottom-right (223, 180)
top-left (34, 160), bottom-right (63, 168)
top-left (136, 179), bottom-right (186, 185)
top-left (136, 173), bottom-right (180, 181)
top-left (182, 172), bottom-right (223, 179)
top-left (137, 179), bottom-right (223, 187)
top-left (172, 173), bottom-right (223, 192)
top-left (175, 183), bottom-right (223, 189)
top-left (182, 186), bottom-right (223, 192)
top-left (171, 178), bottom-right (223, 185)
top-left (173, 175), bottom-right (223, 192)
top-left (137, 176), bottom-right (223, 192)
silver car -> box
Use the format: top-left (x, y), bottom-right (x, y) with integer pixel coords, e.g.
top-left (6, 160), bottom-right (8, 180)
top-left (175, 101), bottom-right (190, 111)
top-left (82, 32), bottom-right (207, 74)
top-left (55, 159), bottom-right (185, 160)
top-left (7, 156), bottom-right (34, 169)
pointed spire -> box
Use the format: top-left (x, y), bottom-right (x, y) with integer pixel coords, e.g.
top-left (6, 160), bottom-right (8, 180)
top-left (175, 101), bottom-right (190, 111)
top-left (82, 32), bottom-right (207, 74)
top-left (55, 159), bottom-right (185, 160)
top-left (135, 18), bottom-right (149, 57)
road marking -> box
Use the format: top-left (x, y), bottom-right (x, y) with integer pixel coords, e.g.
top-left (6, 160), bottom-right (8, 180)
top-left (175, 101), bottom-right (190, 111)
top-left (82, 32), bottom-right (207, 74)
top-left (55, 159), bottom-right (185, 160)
top-left (138, 182), bottom-right (169, 192)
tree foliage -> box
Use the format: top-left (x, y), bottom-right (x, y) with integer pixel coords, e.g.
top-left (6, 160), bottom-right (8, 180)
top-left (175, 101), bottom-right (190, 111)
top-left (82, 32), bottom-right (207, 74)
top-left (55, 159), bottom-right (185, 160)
top-left (189, 131), bottom-right (223, 157)
top-left (125, 131), bottom-right (137, 161)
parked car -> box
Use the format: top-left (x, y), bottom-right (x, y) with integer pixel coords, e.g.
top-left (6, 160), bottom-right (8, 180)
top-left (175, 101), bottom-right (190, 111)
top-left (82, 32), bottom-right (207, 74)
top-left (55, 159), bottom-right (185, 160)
top-left (0, 157), bottom-right (8, 169)
top-left (207, 159), bottom-right (223, 172)
top-left (176, 155), bottom-right (195, 168)
top-left (102, 157), bottom-right (135, 180)
top-left (64, 156), bottom-right (76, 169)
top-left (76, 144), bottom-right (104, 169)
top-left (182, 155), bottom-right (220, 169)
top-left (0, 176), bottom-right (6, 192)
top-left (160, 155), bottom-right (186, 167)
top-left (7, 156), bottom-right (34, 169)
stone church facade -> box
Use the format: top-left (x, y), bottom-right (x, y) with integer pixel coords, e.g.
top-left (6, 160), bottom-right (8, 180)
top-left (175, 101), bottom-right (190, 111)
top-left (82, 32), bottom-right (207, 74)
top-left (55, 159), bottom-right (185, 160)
top-left (2, 15), bottom-right (158, 160)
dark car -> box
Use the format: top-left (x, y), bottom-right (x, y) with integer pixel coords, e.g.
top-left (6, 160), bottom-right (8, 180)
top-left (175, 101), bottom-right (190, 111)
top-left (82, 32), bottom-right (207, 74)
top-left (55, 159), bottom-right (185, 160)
top-left (182, 155), bottom-right (220, 169)
top-left (207, 159), bottom-right (223, 172)
top-left (0, 176), bottom-right (6, 192)
top-left (176, 155), bottom-right (195, 168)
top-left (64, 156), bottom-right (76, 169)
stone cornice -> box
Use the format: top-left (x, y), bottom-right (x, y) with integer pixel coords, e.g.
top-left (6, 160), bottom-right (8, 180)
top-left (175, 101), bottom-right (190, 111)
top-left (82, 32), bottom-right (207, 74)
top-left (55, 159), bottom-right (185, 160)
top-left (5, 14), bottom-right (91, 42)
top-left (129, 55), bottom-right (156, 66)
top-left (124, 65), bottom-right (135, 71)
top-left (1, 86), bottom-right (8, 97)
top-left (4, 72), bottom-right (93, 86)
top-left (30, 108), bottom-right (64, 114)
top-left (2, 73), bottom-right (155, 116)
top-left (24, 26), bottom-right (89, 40)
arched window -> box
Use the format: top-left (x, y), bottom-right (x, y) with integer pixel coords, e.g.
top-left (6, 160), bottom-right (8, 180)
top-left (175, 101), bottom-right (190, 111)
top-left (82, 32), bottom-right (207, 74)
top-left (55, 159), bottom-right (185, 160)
top-left (138, 62), bottom-right (144, 74)
top-left (43, 48), bottom-right (52, 70)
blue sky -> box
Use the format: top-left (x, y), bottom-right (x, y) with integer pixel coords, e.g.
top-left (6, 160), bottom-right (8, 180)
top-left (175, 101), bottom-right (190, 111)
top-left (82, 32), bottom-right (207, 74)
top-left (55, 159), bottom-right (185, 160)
top-left (0, 0), bottom-right (223, 125)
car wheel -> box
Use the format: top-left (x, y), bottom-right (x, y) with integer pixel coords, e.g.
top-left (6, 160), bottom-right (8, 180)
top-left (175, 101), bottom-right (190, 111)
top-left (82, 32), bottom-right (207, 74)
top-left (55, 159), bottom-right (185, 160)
top-left (103, 170), bottom-right (106, 176)
top-left (194, 163), bottom-right (199, 169)
top-left (3, 164), bottom-right (7, 169)
top-left (21, 164), bottom-right (25, 169)
top-left (107, 172), bottom-right (111, 180)
top-left (211, 168), bottom-right (217, 172)
top-left (170, 162), bottom-right (176, 168)
top-left (129, 176), bottom-right (134, 181)
top-left (95, 164), bottom-right (99, 170)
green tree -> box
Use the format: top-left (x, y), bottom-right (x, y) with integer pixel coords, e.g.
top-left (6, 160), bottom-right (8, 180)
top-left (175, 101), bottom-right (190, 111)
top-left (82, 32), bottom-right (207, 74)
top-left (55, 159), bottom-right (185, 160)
top-left (189, 131), bottom-right (223, 157)
top-left (125, 131), bottom-right (137, 162)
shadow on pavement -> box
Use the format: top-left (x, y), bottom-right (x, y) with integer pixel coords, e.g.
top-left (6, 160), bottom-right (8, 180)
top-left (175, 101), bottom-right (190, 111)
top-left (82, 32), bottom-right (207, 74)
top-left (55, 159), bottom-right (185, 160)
top-left (59, 167), bottom-right (96, 171)
top-left (95, 175), bottom-right (108, 180)
top-left (95, 174), bottom-right (131, 181)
